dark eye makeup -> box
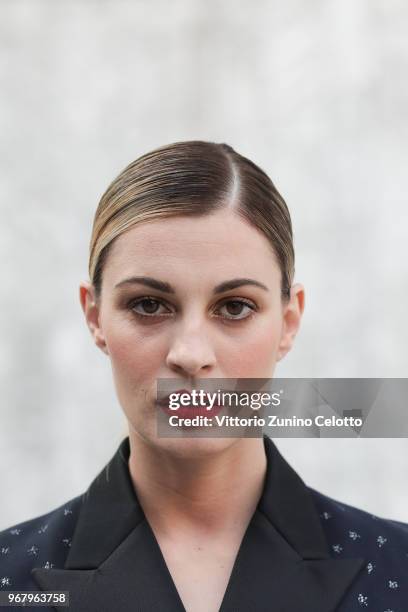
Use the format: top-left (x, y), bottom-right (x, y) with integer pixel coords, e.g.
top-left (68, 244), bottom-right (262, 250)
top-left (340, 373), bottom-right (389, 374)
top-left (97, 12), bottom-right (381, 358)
top-left (125, 296), bottom-right (258, 322)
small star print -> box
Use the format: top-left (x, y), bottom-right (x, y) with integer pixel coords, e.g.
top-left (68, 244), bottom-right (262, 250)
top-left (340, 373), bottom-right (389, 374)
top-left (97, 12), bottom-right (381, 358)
top-left (357, 593), bottom-right (368, 606)
top-left (9, 528), bottom-right (21, 535)
top-left (43, 561), bottom-right (54, 569)
top-left (377, 535), bottom-right (387, 548)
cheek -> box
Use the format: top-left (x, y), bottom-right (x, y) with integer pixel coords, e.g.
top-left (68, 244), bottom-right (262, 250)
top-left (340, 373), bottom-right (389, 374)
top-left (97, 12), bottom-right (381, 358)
top-left (225, 316), bottom-right (283, 377)
top-left (103, 318), bottom-right (164, 387)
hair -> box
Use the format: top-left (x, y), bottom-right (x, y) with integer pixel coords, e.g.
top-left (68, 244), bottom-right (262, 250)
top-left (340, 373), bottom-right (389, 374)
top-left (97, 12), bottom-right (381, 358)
top-left (88, 141), bottom-right (295, 301)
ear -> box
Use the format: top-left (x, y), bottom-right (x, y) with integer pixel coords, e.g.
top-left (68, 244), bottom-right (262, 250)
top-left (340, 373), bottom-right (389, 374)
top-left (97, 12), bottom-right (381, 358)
top-left (277, 283), bottom-right (305, 361)
top-left (79, 281), bottom-right (109, 355)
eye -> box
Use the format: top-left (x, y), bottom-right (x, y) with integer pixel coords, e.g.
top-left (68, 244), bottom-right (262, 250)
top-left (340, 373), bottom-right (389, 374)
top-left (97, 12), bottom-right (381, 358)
top-left (128, 297), bottom-right (172, 318)
top-left (126, 296), bottom-right (257, 321)
top-left (215, 299), bottom-right (256, 321)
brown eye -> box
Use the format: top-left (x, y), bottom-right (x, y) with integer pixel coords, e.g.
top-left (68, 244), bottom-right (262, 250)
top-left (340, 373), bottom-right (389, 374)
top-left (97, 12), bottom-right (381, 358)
top-left (139, 299), bottom-right (160, 314)
top-left (129, 297), bottom-right (170, 317)
top-left (226, 301), bottom-right (245, 315)
top-left (217, 299), bottom-right (256, 321)
top-left (126, 297), bottom-right (256, 321)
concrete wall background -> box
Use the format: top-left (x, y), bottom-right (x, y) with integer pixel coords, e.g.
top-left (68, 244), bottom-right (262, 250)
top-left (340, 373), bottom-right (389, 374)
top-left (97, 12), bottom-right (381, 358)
top-left (1, 0), bottom-right (407, 530)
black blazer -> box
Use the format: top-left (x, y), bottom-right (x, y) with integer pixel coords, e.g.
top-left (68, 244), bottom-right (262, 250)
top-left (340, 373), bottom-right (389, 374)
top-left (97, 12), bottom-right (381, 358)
top-left (1, 435), bottom-right (407, 611)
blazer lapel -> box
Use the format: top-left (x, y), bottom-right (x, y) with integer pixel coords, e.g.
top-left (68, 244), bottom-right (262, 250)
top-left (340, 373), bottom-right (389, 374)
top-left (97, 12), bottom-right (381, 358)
top-left (218, 435), bottom-right (365, 611)
top-left (32, 436), bottom-right (365, 612)
top-left (32, 520), bottom-right (185, 611)
top-left (218, 508), bottom-right (364, 612)
top-left (32, 437), bottom-right (185, 612)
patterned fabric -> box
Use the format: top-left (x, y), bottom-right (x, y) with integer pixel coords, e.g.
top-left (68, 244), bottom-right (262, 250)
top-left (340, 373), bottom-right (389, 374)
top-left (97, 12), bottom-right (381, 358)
top-left (1, 438), bottom-right (407, 611)
top-left (0, 496), bottom-right (82, 591)
top-left (311, 489), bottom-right (408, 611)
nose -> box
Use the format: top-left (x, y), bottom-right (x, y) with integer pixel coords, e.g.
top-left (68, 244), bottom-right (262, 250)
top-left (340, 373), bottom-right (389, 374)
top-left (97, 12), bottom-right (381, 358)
top-left (165, 322), bottom-right (217, 378)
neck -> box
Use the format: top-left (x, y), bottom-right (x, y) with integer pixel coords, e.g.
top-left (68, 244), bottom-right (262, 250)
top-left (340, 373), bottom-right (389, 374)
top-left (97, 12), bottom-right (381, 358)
top-left (127, 434), bottom-right (267, 537)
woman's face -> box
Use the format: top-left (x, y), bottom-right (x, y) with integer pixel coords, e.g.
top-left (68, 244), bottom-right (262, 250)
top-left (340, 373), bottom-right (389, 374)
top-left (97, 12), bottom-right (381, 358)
top-left (80, 208), bottom-right (304, 455)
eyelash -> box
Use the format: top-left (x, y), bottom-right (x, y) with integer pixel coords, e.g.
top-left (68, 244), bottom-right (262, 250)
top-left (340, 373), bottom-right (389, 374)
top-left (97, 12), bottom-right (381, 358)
top-left (126, 296), bottom-right (257, 322)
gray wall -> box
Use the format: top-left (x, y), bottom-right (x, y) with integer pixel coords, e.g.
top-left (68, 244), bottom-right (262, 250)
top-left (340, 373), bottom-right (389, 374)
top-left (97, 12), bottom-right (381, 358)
top-left (1, 0), bottom-right (407, 530)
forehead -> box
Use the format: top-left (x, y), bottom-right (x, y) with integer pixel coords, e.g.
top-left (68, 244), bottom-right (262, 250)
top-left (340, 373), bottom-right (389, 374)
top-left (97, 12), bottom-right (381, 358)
top-left (103, 209), bottom-right (280, 286)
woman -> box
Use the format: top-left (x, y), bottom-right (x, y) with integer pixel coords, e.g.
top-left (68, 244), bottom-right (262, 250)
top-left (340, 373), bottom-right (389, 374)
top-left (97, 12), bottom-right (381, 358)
top-left (1, 141), bottom-right (407, 612)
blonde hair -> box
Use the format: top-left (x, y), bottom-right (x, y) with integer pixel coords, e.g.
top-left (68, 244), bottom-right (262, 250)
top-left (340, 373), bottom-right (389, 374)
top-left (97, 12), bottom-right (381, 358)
top-left (89, 141), bottom-right (295, 300)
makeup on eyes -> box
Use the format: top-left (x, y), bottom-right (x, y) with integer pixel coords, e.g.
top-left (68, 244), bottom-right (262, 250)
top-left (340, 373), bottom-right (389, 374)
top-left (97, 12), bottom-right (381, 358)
top-left (124, 295), bottom-right (258, 322)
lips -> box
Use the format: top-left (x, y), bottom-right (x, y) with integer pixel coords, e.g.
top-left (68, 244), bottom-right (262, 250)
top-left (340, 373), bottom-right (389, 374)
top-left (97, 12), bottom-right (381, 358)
top-left (157, 388), bottom-right (192, 406)
top-left (159, 403), bottom-right (224, 419)
top-left (156, 388), bottom-right (224, 418)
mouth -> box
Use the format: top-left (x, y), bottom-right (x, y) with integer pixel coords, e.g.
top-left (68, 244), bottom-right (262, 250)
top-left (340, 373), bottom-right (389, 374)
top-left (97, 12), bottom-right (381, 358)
top-left (156, 388), bottom-right (224, 418)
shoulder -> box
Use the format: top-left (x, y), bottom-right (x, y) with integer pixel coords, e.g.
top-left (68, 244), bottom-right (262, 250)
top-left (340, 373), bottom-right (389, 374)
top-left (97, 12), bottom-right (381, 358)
top-left (0, 494), bottom-right (83, 591)
top-left (309, 486), bottom-right (408, 549)
top-left (309, 487), bottom-right (408, 606)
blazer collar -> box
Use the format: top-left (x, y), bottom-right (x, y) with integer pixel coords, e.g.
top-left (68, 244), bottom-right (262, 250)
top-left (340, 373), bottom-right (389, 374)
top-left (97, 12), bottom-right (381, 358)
top-left (32, 435), bottom-right (365, 611)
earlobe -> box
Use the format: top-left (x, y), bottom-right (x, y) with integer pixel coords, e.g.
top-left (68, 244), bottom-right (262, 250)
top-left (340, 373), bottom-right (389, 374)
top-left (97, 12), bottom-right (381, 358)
top-left (277, 283), bottom-right (305, 361)
top-left (97, 339), bottom-right (109, 355)
top-left (79, 281), bottom-right (109, 356)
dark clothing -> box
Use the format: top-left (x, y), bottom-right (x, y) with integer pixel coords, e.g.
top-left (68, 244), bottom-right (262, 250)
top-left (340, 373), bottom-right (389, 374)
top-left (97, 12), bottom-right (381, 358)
top-left (1, 435), bottom-right (407, 611)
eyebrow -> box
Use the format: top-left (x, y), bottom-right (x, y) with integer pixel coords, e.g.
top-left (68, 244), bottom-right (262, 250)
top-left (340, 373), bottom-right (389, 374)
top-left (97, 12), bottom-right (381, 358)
top-left (114, 276), bottom-right (269, 294)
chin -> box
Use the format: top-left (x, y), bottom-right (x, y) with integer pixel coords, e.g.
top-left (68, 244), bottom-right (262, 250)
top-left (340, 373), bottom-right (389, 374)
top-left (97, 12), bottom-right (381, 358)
top-left (145, 431), bottom-right (240, 460)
